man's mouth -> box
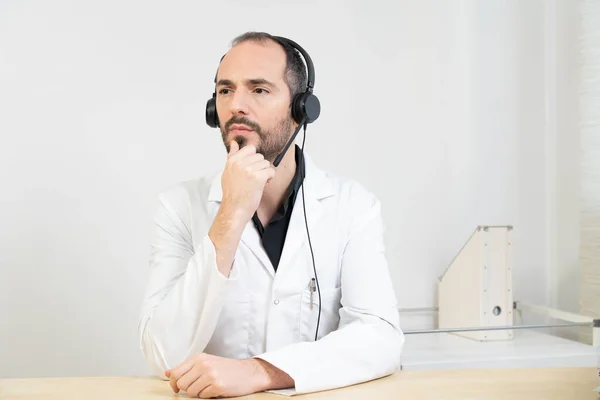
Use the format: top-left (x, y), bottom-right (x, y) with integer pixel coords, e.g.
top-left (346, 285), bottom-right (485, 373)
top-left (230, 129), bottom-right (253, 134)
top-left (229, 124), bottom-right (255, 135)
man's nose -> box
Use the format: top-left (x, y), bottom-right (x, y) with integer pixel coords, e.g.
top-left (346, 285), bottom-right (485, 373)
top-left (229, 90), bottom-right (250, 116)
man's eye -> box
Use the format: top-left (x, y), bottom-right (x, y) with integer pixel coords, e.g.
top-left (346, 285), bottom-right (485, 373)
top-left (254, 88), bottom-right (269, 94)
top-left (218, 88), bottom-right (231, 95)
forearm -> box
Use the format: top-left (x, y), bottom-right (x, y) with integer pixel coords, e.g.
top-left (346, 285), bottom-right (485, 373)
top-left (208, 202), bottom-right (247, 277)
top-left (255, 312), bottom-right (403, 394)
top-left (139, 235), bottom-right (237, 374)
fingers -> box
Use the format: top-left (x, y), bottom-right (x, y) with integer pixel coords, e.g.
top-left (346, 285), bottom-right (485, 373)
top-left (169, 373), bottom-right (179, 393)
top-left (257, 166), bottom-right (277, 183)
top-left (245, 160), bottom-right (275, 183)
top-left (240, 153), bottom-right (267, 168)
top-left (246, 159), bottom-right (271, 172)
top-left (224, 142), bottom-right (275, 184)
top-left (167, 361), bottom-right (194, 393)
top-left (176, 363), bottom-right (204, 393)
top-left (198, 385), bottom-right (217, 399)
top-left (186, 373), bottom-right (212, 398)
top-left (169, 361), bottom-right (193, 381)
top-left (228, 142), bottom-right (258, 162)
top-left (227, 145), bottom-right (274, 172)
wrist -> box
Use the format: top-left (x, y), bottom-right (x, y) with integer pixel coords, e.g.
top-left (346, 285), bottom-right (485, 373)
top-left (208, 202), bottom-right (248, 277)
top-left (248, 359), bottom-right (272, 392)
top-left (249, 358), bottom-right (294, 392)
top-left (218, 200), bottom-right (250, 231)
top-left (209, 203), bottom-right (246, 248)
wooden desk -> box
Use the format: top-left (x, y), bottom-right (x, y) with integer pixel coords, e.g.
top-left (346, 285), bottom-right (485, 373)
top-left (0, 367), bottom-right (597, 399)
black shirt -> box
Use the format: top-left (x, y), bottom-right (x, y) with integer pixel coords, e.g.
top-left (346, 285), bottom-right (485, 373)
top-left (251, 145), bottom-right (305, 271)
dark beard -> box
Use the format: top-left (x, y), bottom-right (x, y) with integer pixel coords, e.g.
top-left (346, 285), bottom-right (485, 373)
top-left (221, 115), bottom-right (294, 162)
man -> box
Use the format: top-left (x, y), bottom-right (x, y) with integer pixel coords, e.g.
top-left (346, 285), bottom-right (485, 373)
top-left (137, 32), bottom-right (404, 398)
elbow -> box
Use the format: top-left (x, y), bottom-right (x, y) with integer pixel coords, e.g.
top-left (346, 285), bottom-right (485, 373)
top-left (393, 327), bottom-right (405, 371)
top-left (139, 328), bottom-right (175, 380)
top-left (369, 311), bottom-right (404, 374)
top-left (138, 310), bottom-right (205, 378)
top-left (393, 320), bottom-right (405, 355)
top-left (382, 321), bottom-right (405, 373)
top-left (353, 319), bottom-right (404, 382)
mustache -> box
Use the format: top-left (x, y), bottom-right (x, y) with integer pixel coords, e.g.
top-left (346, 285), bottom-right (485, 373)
top-left (224, 116), bottom-right (262, 135)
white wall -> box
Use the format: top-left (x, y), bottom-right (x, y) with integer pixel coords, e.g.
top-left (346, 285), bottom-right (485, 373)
top-left (554, 0), bottom-right (581, 318)
top-left (0, 0), bottom-right (576, 378)
top-left (578, 0), bottom-right (600, 344)
top-left (521, 0), bottom-right (583, 341)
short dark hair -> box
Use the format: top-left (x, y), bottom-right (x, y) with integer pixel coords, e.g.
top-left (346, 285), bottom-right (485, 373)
top-left (229, 31), bottom-right (308, 98)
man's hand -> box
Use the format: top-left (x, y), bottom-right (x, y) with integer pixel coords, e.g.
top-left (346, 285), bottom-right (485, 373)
top-left (208, 140), bottom-right (276, 277)
top-left (165, 353), bottom-right (294, 398)
top-left (220, 140), bottom-right (276, 222)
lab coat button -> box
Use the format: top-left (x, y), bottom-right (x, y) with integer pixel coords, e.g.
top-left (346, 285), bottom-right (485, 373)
top-left (274, 299), bottom-right (279, 305)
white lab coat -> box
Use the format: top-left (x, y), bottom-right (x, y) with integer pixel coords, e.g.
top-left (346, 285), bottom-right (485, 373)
top-left (137, 153), bottom-right (405, 395)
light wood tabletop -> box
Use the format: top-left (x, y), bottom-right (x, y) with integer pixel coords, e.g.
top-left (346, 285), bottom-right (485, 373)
top-left (0, 367), bottom-right (597, 399)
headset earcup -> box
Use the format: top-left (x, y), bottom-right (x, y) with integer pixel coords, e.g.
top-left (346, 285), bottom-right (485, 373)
top-left (304, 93), bottom-right (321, 123)
top-left (205, 96), bottom-right (219, 128)
top-left (292, 92), bottom-right (321, 124)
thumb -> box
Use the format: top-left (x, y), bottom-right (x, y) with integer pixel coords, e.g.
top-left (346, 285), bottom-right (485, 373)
top-left (228, 140), bottom-right (239, 157)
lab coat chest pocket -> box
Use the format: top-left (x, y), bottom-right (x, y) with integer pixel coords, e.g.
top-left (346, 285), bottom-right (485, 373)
top-left (299, 286), bottom-right (342, 341)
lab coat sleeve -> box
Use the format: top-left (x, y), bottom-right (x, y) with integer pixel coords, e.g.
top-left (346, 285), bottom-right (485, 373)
top-left (137, 191), bottom-right (239, 378)
top-left (255, 194), bottom-right (404, 395)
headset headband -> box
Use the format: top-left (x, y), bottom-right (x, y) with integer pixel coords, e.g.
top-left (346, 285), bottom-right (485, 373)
top-left (272, 36), bottom-right (315, 92)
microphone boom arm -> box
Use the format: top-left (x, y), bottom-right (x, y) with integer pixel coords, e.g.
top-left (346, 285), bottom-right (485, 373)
top-left (273, 118), bottom-right (307, 167)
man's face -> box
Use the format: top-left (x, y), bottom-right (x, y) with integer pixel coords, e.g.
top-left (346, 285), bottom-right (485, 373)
top-left (215, 40), bottom-right (296, 162)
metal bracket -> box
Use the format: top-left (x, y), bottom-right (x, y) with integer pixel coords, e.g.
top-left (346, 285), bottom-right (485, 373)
top-left (398, 300), bottom-right (598, 345)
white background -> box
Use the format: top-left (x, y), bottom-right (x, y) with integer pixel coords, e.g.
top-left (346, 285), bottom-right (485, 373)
top-left (0, 0), bottom-right (582, 378)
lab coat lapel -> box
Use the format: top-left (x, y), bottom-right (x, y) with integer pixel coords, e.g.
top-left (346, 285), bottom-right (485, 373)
top-left (239, 221), bottom-right (275, 278)
top-left (207, 171), bottom-right (275, 278)
top-left (276, 154), bottom-right (334, 276)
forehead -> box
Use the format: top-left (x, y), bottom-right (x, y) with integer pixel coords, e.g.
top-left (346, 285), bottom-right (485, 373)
top-left (217, 40), bottom-right (287, 84)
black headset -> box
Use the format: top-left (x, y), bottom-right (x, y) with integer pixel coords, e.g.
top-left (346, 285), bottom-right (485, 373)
top-left (205, 36), bottom-right (324, 342)
top-left (205, 36), bottom-right (321, 130)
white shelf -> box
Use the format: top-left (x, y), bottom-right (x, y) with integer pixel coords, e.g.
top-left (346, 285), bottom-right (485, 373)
top-left (400, 329), bottom-right (597, 370)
